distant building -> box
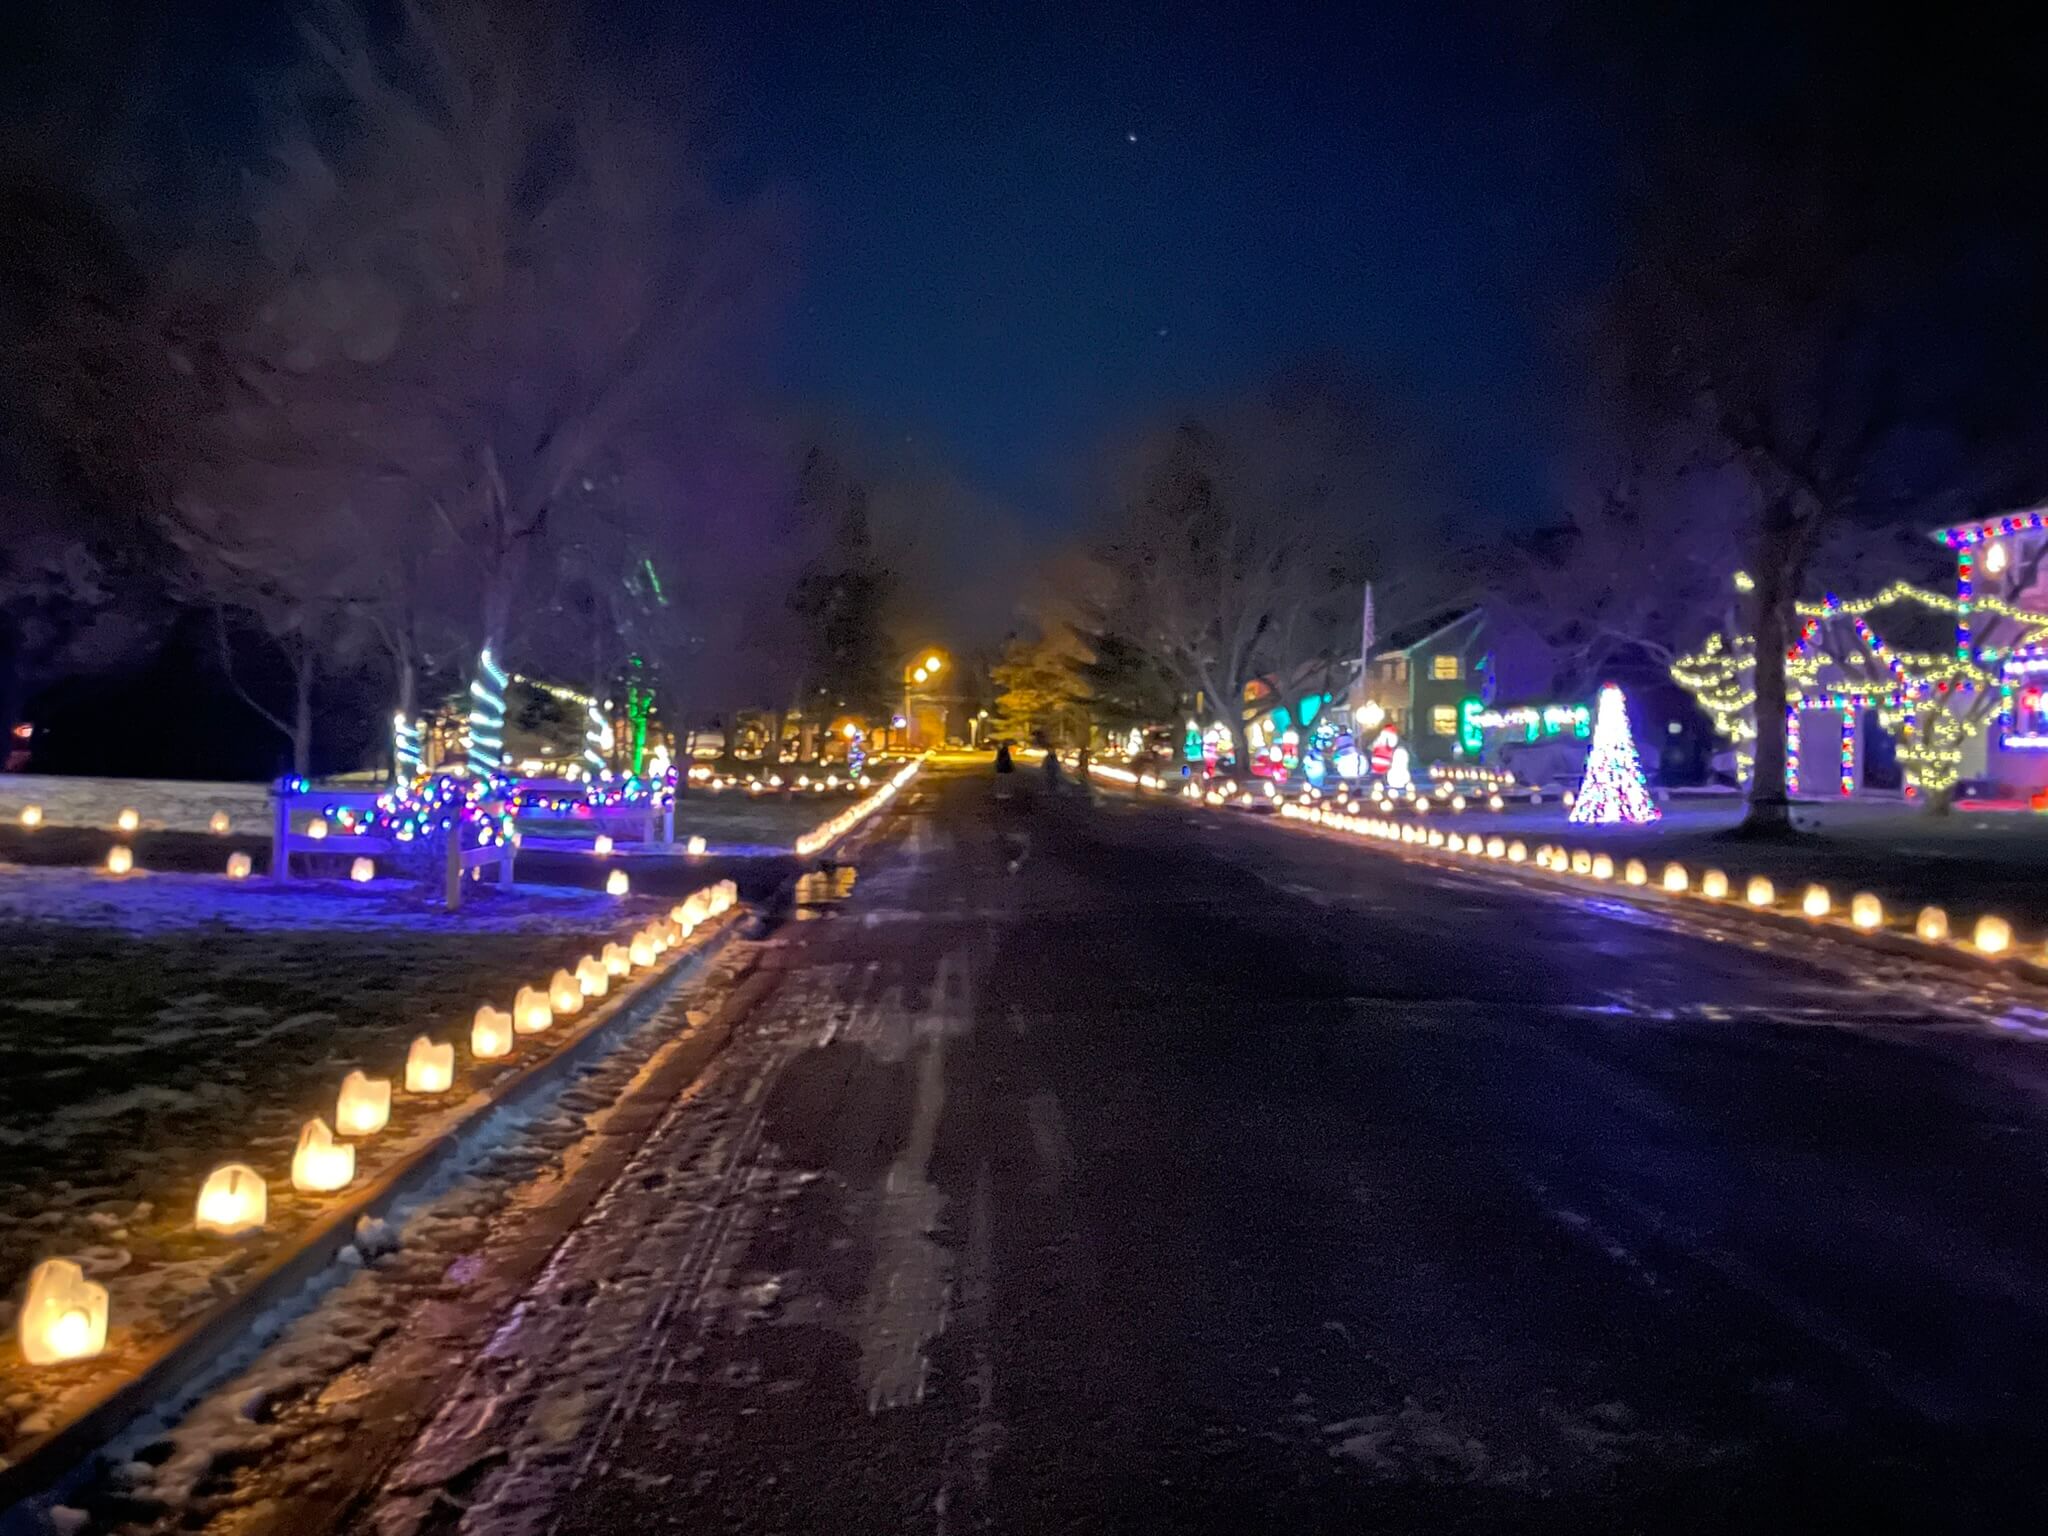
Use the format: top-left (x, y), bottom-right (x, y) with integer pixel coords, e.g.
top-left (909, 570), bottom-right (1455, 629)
top-left (1352, 606), bottom-right (1556, 769)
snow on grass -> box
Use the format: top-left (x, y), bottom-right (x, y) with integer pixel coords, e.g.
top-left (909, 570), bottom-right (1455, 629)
top-left (0, 864), bottom-right (640, 935)
top-left (0, 862), bottom-right (693, 1458)
top-left (42, 945), bottom-right (752, 1532)
top-left (0, 771), bottom-right (855, 855)
top-left (0, 775), bottom-right (284, 835)
top-left (1353, 796), bottom-right (2048, 931)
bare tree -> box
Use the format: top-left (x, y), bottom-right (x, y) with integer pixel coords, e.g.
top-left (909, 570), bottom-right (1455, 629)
top-left (1100, 395), bottom-right (1368, 768)
top-left (1597, 24), bottom-right (2048, 832)
top-left (267, 0), bottom-right (793, 665)
top-left (1489, 426), bottom-right (1738, 696)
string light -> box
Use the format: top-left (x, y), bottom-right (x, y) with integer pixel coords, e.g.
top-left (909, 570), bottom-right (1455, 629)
top-left (466, 649), bottom-right (509, 779)
top-left (393, 713), bottom-right (423, 783)
top-left (1568, 685), bottom-right (1660, 824)
top-left (1675, 564), bottom-right (2048, 798)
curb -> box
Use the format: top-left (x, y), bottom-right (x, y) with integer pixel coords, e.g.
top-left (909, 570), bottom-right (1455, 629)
top-left (1250, 803), bottom-right (2048, 995)
top-left (0, 908), bottom-right (745, 1521)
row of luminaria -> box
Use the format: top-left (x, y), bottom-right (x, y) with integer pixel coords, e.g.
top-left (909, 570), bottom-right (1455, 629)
top-left (16, 882), bottom-right (737, 1367)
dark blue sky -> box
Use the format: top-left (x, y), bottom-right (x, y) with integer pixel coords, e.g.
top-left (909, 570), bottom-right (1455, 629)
top-left (9, 0), bottom-right (1622, 535)
top-left (698, 1), bottom-right (1617, 529)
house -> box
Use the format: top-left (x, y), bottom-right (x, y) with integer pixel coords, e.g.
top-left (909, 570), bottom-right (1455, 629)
top-left (1932, 508), bottom-right (2048, 794)
top-left (1351, 606), bottom-right (1554, 769)
top-left (1671, 507), bottom-right (2048, 802)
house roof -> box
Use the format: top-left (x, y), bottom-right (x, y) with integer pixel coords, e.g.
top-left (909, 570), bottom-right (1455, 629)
top-left (1930, 506), bottom-right (2048, 549)
top-left (1372, 606), bottom-right (1479, 658)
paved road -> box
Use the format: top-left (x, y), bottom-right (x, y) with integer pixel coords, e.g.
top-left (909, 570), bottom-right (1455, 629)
top-left (355, 764), bottom-right (2048, 1534)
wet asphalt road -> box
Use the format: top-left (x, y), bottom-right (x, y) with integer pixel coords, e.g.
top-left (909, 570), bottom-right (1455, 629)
top-left (357, 764), bottom-right (2048, 1534)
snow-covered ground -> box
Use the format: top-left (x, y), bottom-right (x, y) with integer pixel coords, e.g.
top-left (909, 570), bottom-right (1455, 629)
top-left (1260, 791), bottom-right (2048, 929)
top-left (0, 865), bottom-right (641, 935)
top-left (0, 775), bottom-right (278, 835)
top-left (0, 772), bottom-right (848, 855)
top-left (0, 862), bottom-right (700, 1462)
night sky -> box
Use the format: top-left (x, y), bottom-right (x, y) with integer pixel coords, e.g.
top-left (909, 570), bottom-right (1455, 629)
top-left (10, 0), bottom-right (1621, 535)
top-left (699, 1), bottom-right (1614, 529)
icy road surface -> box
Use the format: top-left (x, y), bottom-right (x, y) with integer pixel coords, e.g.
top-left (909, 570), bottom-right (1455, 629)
top-left (55, 763), bottom-right (2048, 1534)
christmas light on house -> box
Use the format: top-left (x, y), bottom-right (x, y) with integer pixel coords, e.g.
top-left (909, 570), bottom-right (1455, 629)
top-left (19, 804), bottom-right (41, 828)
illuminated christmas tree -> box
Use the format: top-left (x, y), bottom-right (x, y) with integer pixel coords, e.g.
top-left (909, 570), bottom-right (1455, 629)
top-left (1569, 684), bottom-right (1661, 825)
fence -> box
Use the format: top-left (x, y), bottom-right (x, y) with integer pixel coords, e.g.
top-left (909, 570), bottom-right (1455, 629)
top-left (269, 781), bottom-right (515, 910)
top-left (507, 778), bottom-right (675, 852)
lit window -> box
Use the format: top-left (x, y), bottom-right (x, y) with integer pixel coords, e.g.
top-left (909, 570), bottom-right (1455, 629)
top-left (1430, 705), bottom-right (1458, 735)
top-left (1431, 654), bottom-right (1460, 680)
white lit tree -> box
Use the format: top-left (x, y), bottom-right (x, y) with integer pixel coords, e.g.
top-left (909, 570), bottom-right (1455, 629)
top-left (1569, 684), bottom-right (1661, 825)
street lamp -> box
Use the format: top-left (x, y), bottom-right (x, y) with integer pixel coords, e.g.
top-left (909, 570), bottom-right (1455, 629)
top-left (904, 648), bottom-right (949, 748)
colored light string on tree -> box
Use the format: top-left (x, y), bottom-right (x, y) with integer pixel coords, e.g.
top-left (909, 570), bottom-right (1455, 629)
top-left (1568, 685), bottom-right (1660, 825)
top-left (393, 713), bottom-right (423, 783)
top-left (465, 649), bottom-right (509, 778)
